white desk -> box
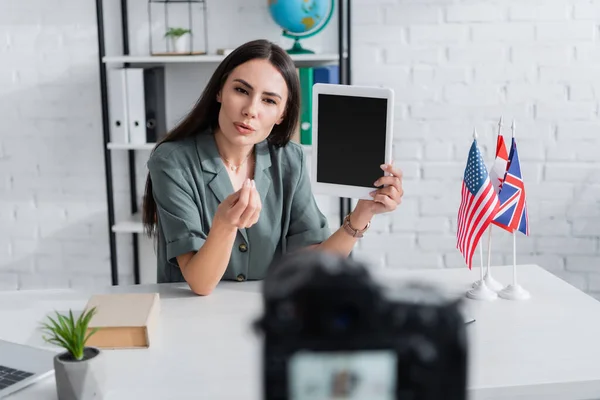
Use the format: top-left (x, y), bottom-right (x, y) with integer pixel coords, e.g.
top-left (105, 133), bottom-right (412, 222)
top-left (2, 264), bottom-right (600, 400)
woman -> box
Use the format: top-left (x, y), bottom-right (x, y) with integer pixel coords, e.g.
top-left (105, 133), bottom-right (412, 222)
top-left (142, 39), bottom-right (403, 296)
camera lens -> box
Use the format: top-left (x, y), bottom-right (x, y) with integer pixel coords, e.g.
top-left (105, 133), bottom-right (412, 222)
top-left (277, 301), bottom-right (295, 321)
top-left (330, 303), bottom-right (359, 333)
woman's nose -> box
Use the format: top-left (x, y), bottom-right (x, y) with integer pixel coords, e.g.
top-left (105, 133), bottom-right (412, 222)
top-left (243, 97), bottom-right (259, 118)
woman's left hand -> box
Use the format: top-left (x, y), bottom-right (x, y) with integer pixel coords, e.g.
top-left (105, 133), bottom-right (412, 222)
top-left (360, 163), bottom-right (404, 216)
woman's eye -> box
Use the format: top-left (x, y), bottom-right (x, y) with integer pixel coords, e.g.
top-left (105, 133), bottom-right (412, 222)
top-left (235, 87), bottom-right (248, 95)
top-left (264, 98), bottom-right (276, 105)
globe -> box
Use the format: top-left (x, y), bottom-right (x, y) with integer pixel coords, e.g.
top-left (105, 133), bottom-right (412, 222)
top-left (268, 0), bottom-right (335, 54)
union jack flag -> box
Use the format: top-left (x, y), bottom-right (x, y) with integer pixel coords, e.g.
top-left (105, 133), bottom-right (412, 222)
top-left (457, 140), bottom-right (500, 269)
top-left (492, 138), bottom-right (530, 236)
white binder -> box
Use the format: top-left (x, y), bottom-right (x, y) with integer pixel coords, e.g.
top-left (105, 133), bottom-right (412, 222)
top-left (107, 69), bottom-right (129, 143)
top-left (125, 68), bottom-right (147, 144)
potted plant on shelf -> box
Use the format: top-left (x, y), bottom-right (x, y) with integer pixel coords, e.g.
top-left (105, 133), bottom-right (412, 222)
top-left (41, 307), bottom-right (105, 400)
top-left (164, 27), bottom-right (192, 53)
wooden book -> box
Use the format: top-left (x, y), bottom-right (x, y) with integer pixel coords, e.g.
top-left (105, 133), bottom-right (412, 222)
top-left (84, 293), bottom-right (160, 349)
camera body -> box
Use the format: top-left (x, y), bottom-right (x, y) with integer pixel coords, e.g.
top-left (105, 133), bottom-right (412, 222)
top-left (254, 251), bottom-right (468, 400)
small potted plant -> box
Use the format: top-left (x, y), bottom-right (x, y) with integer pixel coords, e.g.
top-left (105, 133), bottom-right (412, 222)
top-left (164, 27), bottom-right (192, 53)
top-left (41, 307), bottom-right (105, 400)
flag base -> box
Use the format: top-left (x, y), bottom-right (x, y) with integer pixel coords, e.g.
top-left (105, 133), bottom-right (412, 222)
top-left (483, 273), bottom-right (504, 292)
top-left (466, 282), bottom-right (498, 301)
top-left (471, 275), bottom-right (503, 292)
top-left (498, 284), bottom-right (530, 300)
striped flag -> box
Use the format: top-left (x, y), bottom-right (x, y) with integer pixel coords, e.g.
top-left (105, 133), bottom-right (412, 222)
top-left (492, 138), bottom-right (530, 236)
top-left (488, 133), bottom-right (509, 194)
top-left (457, 140), bottom-right (500, 269)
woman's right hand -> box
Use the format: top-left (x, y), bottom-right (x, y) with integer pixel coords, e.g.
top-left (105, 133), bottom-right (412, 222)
top-left (214, 178), bottom-right (262, 230)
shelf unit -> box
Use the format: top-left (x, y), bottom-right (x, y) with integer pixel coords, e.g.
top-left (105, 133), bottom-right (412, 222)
top-left (102, 53), bottom-right (346, 67)
top-left (107, 143), bottom-right (156, 150)
top-left (112, 212), bottom-right (144, 233)
top-left (95, 0), bottom-right (353, 285)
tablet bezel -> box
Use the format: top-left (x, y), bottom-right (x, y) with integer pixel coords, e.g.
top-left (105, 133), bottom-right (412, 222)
top-left (310, 83), bottom-right (395, 200)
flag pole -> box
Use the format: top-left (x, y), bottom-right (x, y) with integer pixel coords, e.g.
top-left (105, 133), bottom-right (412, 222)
top-left (467, 239), bottom-right (498, 301)
top-left (513, 231), bottom-right (517, 284)
top-left (498, 230), bottom-right (530, 300)
top-left (480, 243), bottom-right (484, 282)
top-left (466, 127), bottom-right (497, 301)
top-left (499, 120), bottom-right (530, 301)
top-left (473, 242), bottom-right (484, 289)
top-left (485, 228), bottom-right (500, 289)
top-left (484, 116), bottom-right (504, 292)
top-left (472, 127), bottom-right (484, 290)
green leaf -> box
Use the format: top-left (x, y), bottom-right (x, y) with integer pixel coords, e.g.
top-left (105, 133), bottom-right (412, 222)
top-left (56, 314), bottom-right (74, 348)
top-left (46, 337), bottom-right (70, 350)
top-left (82, 308), bottom-right (97, 331)
top-left (164, 27), bottom-right (192, 38)
top-left (47, 316), bottom-right (68, 340)
top-left (76, 307), bottom-right (86, 327)
top-left (84, 327), bottom-right (100, 345)
top-left (68, 310), bottom-right (76, 335)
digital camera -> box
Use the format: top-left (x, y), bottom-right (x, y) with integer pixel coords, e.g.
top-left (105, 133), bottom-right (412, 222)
top-left (254, 251), bottom-right (468, 400)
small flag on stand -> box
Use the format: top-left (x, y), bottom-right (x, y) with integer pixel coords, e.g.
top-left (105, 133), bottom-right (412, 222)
top-left (492, 137), bottom-right (529, 236)
top-left (489, 131), bottom-right (509, 194)
top-left (457, 137), bottom-right (501, 269)
top-left (476, 119), bottom-right (509, 293)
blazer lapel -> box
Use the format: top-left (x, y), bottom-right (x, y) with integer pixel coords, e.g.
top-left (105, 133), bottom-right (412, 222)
top-left (196, 133), bottom-right (234, 205)
top-left (253, 140), bottom-right (272, 206)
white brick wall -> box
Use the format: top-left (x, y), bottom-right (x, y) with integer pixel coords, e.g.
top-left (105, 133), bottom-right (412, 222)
top-left (0, 0), bottom-right (123, 290)
top-left (354, 0), bottom-right (600, 298)
top-left (1, 0), bottom-right (599, 299)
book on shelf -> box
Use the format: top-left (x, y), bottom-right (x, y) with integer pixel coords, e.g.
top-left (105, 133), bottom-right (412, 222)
top-left (108, 67), bottom-right (167, 145)
top-left (293, 66), bottom-right (340, 146)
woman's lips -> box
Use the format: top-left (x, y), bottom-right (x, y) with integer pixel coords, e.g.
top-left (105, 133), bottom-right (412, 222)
top-left (234, 122), bottom-right (255, 135)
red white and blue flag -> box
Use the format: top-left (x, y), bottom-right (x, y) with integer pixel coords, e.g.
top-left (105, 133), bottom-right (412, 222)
top-left (457, 140), bottom-right (500, 269)
top-left (492, 138), bottom-right (530, 236)
top-left (489, 134), bottom-right (509, 194)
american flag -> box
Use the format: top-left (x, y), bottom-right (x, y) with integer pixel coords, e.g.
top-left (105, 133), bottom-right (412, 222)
top-left (457, 140), bottom-right (500, 269)
top-left (488, 134), bottom-right (509, 194)
top-left (492, 138), bottom-right (530, 236)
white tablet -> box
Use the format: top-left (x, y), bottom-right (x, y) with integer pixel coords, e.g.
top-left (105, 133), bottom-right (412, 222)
top-left (310, 83), bottom-right (395, 200)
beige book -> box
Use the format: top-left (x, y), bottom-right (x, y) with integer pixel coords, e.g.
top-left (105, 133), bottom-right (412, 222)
top-left (84, 293), bottom-right (160, 349)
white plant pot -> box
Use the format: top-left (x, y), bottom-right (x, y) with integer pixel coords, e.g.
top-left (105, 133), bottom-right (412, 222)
top-left (54, 347), bottom-right (106, 400)
top-left (171, 34), bottom-right (190, 53)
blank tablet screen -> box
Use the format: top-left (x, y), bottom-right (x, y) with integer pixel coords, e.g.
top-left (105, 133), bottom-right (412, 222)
top-left (316, 94), bottom-right (388, 188)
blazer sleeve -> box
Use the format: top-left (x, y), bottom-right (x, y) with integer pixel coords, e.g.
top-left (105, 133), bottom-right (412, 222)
top-left (147, 154), bottom-right (207, 264)
top-left (285, 148), bottom-right (331, 252)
